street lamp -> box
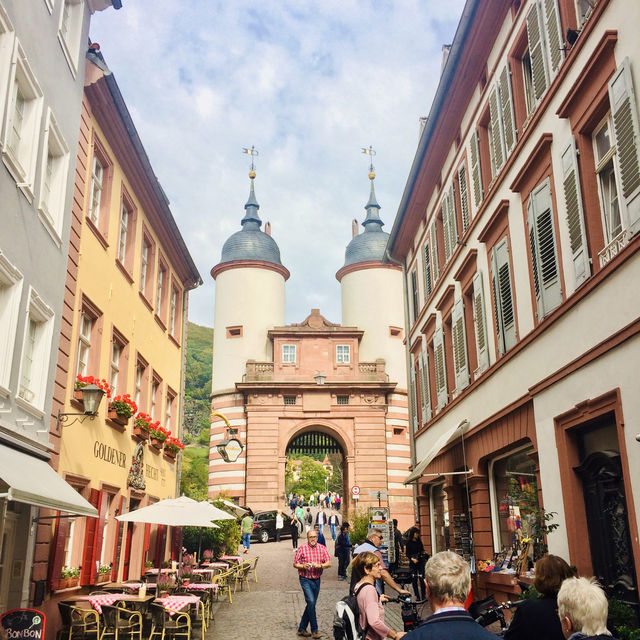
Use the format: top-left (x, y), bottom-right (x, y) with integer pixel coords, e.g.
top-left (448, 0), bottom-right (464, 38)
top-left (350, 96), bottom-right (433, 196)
top-left (211, 410), bottom-right (244, 463)
top-left (56, 384), bottom-right (106, 429)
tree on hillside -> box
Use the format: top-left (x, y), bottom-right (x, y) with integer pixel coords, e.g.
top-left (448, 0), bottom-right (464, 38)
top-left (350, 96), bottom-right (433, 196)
top-left (287, 456), bottom-right (329, 496)
top-left (180, 453), bottom-right (208, 501)
top-left (184, 322), bottom-right (213, 443)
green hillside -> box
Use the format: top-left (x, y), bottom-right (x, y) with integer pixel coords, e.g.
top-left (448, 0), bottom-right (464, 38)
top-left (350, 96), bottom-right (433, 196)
top-left (183, 322), bottom-right (213, 443)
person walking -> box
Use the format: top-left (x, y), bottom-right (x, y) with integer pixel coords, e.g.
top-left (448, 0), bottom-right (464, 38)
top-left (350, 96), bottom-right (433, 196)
top-left (402, 551), bottom-right (495, 640)
top-left (304, 507), bottom-right (313, 533)
top-left (291, 512), bottom-right (303, 549)
top-left (293, 529), bottom-right (331, 638)
top-left (329, 512), bottom-right (339, 540)
top-left (335, 523), bottom-right (352, 580)
top-left (275, 510), bottom-right (284, 542)
top-left (240, 511), bottom-right (253, 554)
top-left (351, 551), bottom-right (406, 640)
top-left (315, 508), bottom-right (327, 535)
top-left (405, 528), bottom-right (427, 600)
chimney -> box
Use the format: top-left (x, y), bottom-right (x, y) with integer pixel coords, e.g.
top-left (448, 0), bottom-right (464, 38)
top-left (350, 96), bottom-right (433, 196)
top-left (441, 44), bottom-right (452, 74)
top-left (265, 221), bottom-right (271, 236)
top-left (352, 219), bottom-right (358, 238)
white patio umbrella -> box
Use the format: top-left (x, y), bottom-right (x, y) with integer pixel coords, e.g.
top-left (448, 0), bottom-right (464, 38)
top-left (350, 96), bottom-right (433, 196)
top-left (196, 500), bottom-right (237, 521)
top-left (216, 498), bottom-right (248, 518)
top-left (116, 496), bottom-right (221, 528)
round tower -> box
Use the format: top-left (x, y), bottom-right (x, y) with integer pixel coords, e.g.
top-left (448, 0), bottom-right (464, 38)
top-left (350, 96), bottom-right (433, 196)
top-left (210, 170), bottom-right (289, 394)
top-left (336, 167), bottom-right (406, 388)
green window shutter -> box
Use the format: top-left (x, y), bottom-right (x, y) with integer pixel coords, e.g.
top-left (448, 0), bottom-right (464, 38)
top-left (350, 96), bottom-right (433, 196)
top-left (409, 358), bottom-right (418, 432)
top-left (458, 163), bottom-right (471, 233)
top-left (491, 237), bottom-right (517, 354)
top-left (452, 298), bottom-right (469, 394)
top-left (561, 138), bottom-right (591, 286)
top-left (423, 242), bottom-right (432, 299)
top-left (443, 184), bottom-right (458, 262)
top-left (609, 57), bottom-right (640, 232)
top-left (419, 349), bottom-right (431, 423)
top-left (472, 271), bottom-right (490, 376)
top-left (430, 223), bottom-right (440, 282)
top-left (470, 131), bottom-right (483, 209)
top-left (542, 0), bottom-right (564, 75)
top-left (526, 2), bottom-right (548, 102)
top-left (433, 326), bottom-right (448, 411)
top-left (499, 63), bottom-right (517, 154)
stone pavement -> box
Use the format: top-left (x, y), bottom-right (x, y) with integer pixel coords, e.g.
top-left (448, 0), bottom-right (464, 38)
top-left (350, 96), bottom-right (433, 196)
top-left (206, 534), bottom-right (431, 639)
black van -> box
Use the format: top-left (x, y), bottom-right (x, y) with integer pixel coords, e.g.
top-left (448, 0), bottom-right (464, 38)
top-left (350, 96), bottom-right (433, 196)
top-left (251, 510), bottom-right (294, 543)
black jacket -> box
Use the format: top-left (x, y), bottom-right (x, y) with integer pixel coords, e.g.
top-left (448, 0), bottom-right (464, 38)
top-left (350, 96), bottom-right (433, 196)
top-left (504, 596), bottom-right (564, 640)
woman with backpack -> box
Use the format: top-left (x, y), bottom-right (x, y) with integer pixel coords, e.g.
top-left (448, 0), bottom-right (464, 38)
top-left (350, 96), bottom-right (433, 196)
top-left (350, 552), bottom-right (406, 640)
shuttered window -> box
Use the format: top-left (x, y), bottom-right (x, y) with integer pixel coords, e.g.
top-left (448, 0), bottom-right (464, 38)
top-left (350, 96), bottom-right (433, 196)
top-left (423, 242), bottom-right (432, 300)
top-left (608, 57), bottom-right (640, 234)
top-left (489, 85), bottom-right (504, 176)
top-left (527, 179), bottom-right (562, 320)
top-left (488, 64), bottom-right (517, 178)
top-left (490, 238), bottom-right (517, 355)
top-left (409, 358), bottom-right (418, 432)
top-left (430, 224), bottom-right (440, 282)
top-left (470, 131), bottom-right (483, 209)
top-left (442, 185), bottom-right (458, 262)
top-left (433, 326), bottom-right (448, 410)
top-left (525, 0), bottom-right (564, 107)
top-left (472, 271), bottom-right (490, 377)
top-left (561, 138), bottom-right (591, 286)
top-left (458, 164), bottom-right (471, 233)
top-left (418, 349), bottom-right (431, 423)
top-left (410, 270), bottom-right (419, 322)
top-left (451, 299), bottom-right (469, 395)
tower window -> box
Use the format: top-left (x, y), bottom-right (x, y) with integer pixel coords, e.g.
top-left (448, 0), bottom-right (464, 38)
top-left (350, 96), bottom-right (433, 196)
top-left (284, 395), bottom-right (297, 405)
top-left (337, 395), bottom-right (349, 405)
top-left (226, 326), bottom-right (243, 338)
top-left (282, 344), bottom-right (296, 363)
top-left (389, 326), bottom-right (403, 338)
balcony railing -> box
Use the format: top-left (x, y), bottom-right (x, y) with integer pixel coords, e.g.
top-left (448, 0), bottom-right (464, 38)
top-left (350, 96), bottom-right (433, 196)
top-left (244, 359), bottom-right (388, 382)
top-left (599, 228), bottom-right (629, 267)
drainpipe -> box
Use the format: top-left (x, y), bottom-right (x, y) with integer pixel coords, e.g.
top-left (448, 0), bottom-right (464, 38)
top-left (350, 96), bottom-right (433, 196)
top-left (384, 249), bottom-right (419, 524)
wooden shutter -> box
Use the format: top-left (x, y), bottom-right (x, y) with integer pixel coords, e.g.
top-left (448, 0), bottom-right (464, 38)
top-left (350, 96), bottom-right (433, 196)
top-left (491, 238), bottom-right (517, 354)
top-left (111, 495), bottom-right (126, 581)
top-left (451, 299), bottom-right (469, 393)
top-left (433, 326), bottom-right (448, 410)
top-left (609, 58), bottom-right (640, 231)
top-left (542, 0), bottom-right (564, 76)
top-left (499, 64), bottom-right (517, 154)
top-left (458, 164), bottom-right (471, 233)
top-left (91, 491), bottom-right (108, 575)
top-left (447, 185), bottom-right (458, 258)
top-left (489, 84), bottom-right (505, 174)
top-left (423, 242), bottom-right (432, 300)
top-left (420, 349), bottom-right (431, 422)
top-left (470, 132), bottom-right (483, 209)
top-left (442, 185), bottom-right (457, 262)
top-left (472, 271), bottom-right (490, 376)
top-left (411, 270), bottom-right (419, 321)
top-left (48, 514), bottom-right (71, 589)
top-left (409, 358), bottom-right (418, 432)
top-left (143, 523), bottom-right (151, 567)
top-left (430, 223), bottom-right (440, 282)
top-left (561, 138), bottom-right (591, 285)
top-left (80, 489), bottom-right (101, 585)
top-left (154, 524), bottom-right (166, 567)
top-left (526, 2), bottom-right (548, 102)
top-left (442, 199), bottom-right (452, 262)
top-left (528, 179), bottom-right (562, 319)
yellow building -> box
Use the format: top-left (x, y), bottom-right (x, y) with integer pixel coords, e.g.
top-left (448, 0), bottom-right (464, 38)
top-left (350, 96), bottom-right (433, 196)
top-left (44, 49), bottom-right (201, 617)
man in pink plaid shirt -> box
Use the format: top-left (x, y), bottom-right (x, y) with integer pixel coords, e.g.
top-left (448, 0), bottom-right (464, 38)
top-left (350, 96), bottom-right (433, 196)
top-left (293, 530), bottom-right (332, 638)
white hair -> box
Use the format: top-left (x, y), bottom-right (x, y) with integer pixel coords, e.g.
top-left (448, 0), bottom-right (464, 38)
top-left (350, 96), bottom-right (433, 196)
top-left (557, 577), bottom-right (611, 636)
top-left (424, 551), bottom-right (470, 604)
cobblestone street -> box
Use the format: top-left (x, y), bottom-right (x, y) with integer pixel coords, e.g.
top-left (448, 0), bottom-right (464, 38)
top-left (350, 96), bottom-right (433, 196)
top-left (207, 535), bottom-right (427, 639)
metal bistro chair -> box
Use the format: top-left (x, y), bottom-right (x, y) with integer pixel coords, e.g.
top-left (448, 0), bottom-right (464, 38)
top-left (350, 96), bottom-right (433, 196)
top-left (57, 602), bottom-right (100, 640)
top-left (246, 556), bottom-right (259, 584)
top-left (148, 603), bottom-right (190, 640)
top-left (99, 604), bottom-right (142, 640)
top-left (233, 561), bottom-right (251, 593)
top-left (211, 569), bottom-right (233, 604)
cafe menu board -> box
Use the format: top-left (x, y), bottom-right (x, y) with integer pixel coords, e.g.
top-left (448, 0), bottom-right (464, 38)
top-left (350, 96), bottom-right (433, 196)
top-left (369, 506), bottom-right (394, 564)
top-left (453, 513), bottom-right (471, 561)
top-left (1, 608), bottom-right (46, 639)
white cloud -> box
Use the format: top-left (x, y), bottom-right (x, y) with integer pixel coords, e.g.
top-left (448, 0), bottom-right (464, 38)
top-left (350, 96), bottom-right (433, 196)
top-left (90, 0), bottom-right (465, 327)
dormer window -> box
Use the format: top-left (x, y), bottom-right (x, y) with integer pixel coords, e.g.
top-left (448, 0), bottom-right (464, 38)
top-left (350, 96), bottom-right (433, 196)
top-left (282, 344), bottom-right (296, 363)
top-left (336, 344), bottom-right (350, 364)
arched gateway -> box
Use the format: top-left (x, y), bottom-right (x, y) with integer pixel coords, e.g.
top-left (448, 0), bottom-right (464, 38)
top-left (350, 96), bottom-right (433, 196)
top-left (208, 166), bottom-right (414, 527)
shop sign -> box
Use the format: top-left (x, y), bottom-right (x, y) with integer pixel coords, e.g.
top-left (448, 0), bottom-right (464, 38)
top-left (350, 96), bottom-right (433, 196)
top-left (94, 441), bottom-right (127, 468)
top-left (1, 609), bottom-right (46, 639)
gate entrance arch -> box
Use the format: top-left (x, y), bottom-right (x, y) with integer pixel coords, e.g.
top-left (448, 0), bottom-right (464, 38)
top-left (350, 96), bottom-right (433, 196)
top-left (285, 429), bottom-right (346, 511)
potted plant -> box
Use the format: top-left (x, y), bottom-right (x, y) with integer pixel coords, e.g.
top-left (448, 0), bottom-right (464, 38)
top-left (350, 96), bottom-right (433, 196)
top-left (74, 375), bottom-right (112, 402)
top-left (178, 565), bottom-right (193, 585)
top-left (202, 549), bottom-right (214, 564)
top-left (164, 436), bottom-right (184, 459)
top-left (149, 423), bottom-right (169, 449)
top-left (156, 579), bottom-right (175, 598)
top-left (60, 566), bottom-right (80, 589)
top-left (107, 394), bottom-right (137, 426)
top-left (144, 560), bottom-right (154, 569)
top-left (133, 412), bottom-right (152, 440)
top-left (97, 564), bottom-right (111, 582)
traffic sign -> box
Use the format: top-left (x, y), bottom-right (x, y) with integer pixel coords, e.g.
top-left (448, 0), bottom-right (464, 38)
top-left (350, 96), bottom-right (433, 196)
top-left (351, 485), bottom-right (361, 497)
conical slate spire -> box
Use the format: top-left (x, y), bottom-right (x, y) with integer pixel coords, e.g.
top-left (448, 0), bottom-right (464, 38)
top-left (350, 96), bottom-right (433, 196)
top-left (362, 171), bottom-right (384, 231)
top-left (241, 171), bottom-right (262, 229)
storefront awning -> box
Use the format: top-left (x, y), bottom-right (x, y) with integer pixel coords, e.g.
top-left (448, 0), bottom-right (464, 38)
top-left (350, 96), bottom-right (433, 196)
top-left (404, 419), bottom-right (471, 484)
top-left (0, 444), bottom-right (98, 517)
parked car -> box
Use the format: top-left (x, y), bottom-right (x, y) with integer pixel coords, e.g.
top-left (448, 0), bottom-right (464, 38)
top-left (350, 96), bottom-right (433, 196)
top-left (250, 510), bottom-right (294, 543)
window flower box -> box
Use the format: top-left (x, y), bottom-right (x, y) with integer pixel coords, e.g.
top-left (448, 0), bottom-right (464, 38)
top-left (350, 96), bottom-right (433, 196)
top-left (149, 424), bottom-right (169, 450)
top-left (163, 436), bottom-right (184, 459)
top-left (108, 394), bottom-right (137, 424)
top-left (132, 412), bottom-right (152, 440)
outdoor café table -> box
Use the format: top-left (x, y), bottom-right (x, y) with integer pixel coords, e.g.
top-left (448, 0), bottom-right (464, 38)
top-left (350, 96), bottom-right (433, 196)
top-left (75, 593), bottom-right (141, 614)
top-left (102, 582), bottom-right (157, 593)
top-left (203, 562), bottom-right (228, 570)
top-left (156, 594), bottom-right (205, 640)
top-left (192, 568), bottom-right (215, 580)
top-left (219, 555), bottom-right (242, 563)
top-left (184, 583), bottom-right (219, 595)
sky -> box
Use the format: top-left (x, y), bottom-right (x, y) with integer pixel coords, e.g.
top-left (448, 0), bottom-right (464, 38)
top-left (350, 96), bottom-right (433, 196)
top-left (90, 1), bottom-right (465, 328)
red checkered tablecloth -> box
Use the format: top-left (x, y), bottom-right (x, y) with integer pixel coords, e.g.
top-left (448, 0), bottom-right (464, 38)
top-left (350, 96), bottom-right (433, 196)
top-left (185, 583), bottom-right (219, 593)
top-left (219, 555), bottom-right (242, 562)
top-left (155, 595), bottom-right (200, 615)
top-left (83, 593), bottom-right (138, 614)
